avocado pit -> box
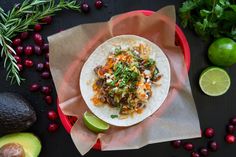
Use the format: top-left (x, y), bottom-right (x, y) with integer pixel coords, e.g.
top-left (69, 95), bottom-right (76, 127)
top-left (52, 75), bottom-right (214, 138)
top-left (0, 143), bottom-right (25, 157)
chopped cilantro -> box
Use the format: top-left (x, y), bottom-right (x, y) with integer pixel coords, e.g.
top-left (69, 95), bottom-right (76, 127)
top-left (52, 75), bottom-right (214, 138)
top-left (110, 115), bottom-right (118, 119)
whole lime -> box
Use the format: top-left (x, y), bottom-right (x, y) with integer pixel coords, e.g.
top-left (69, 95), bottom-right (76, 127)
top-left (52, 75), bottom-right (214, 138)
top-left (208, 38), bottom-right (236, 67)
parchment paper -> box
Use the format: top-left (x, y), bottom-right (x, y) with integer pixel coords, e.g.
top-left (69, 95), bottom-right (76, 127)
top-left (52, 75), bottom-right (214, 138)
top-left (48, 6), bottom-right (201, 155)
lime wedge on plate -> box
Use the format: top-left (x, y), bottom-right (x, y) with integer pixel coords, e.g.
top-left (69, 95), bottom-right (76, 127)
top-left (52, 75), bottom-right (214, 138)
top-left (83, 111), bottom-right (110, 133)
top-left (199, 67), bottom-right (231, 96)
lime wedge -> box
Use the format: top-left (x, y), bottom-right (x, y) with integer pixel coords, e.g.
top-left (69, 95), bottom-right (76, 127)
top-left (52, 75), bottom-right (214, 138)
top-left (199, 67), bottom-right (231, 96)
top-left (83, 111), bottom-right (110, 133)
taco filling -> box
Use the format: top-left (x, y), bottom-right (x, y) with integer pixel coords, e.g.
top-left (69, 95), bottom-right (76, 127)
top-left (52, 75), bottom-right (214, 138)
top-left (92, 44), bottom-right (162, 116)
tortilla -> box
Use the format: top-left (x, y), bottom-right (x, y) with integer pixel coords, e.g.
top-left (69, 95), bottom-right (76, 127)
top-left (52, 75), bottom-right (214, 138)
top-left (80, 35), bottom-right (170, 127)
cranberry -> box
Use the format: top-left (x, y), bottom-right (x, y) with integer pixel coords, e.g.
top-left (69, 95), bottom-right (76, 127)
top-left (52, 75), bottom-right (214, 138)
top-left (34, 45), bottom-right (42, 55)
top-left (171, 140), bottom-right (182, 149)
top-left (44, 61), bottom-right (50, 70)
top-left (225, 134), bottom-right (235, 144)
top-left (230, 117), bottom-right (236, 125)
top-left (15, 46), bottom-right (24, 55)
top-left (41, 86), bottom-right (51, 95)
top-left (48, 110), bottom-right (58, 121)
top-left (204, 128), bottom-right (215, 138)
top-left (184, 143), bottom-right (194, 151)
top-left (42, 16), bottom-right (52, 24)
top-left (227, 124), bottom-right (235, 134)
top-left (34, 24), bottom-right (42, 31)
top-left (24, 45), bottom-right (33, 55)
top-left (20, 32), bottom-right (29, 40)
top-left (12, 38), bottom-right (21, 47)
top-left (44, 95), bottom-right (53, 104)
top-left (36, 63), bottom-right (44, 71)
top-left (14, 55), bottom-right (21, 63)
top-left (24, 59), bottom-right (33, 68)
top-left (30, 83), bottom-right (40, 92)
top-left (41, 71), bottom-right (51, 79)
top-left (199, 148), bottom-right (209, 156)
top-left (191, 152), bottom-right (200, 157)
top-left (208, 141), bottom-right (219, 152)
top-left (95, 0), bottom-right (103, 9)
top-left (33, 33), bottom-right (43, 46)
top-left (45, 53), bottom-right (49, 61)
top-left (42, 43), bottom-right (49, 53)
top-left (48, 123), bottom-right (58, 132)
top-left (17, 64), bottom-right (23, 71)
top-left (81, 3), bottom-right (90, 13)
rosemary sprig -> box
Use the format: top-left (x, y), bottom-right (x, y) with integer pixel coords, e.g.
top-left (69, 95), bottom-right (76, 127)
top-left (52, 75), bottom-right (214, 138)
top-left (0, 0), bottom-right (80, 85)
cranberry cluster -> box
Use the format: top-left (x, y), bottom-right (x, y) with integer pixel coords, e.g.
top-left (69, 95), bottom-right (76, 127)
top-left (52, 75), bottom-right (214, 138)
top-left (171, 128), bottom-right (219, 157)
top-left (171, 116), bottom-right (236, 156)
top-left (12, 16), bottom-right (58, 133)
top-left (81, 0), bottom-right (104, 13)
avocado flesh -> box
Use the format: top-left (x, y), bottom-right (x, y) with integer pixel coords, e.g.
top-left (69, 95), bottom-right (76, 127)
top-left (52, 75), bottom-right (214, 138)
top-left (0, 133), bottom-right (41, 157)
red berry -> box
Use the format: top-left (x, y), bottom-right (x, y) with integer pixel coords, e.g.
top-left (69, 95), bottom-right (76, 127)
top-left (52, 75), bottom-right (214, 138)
top-left (14, 55), bottom-right (21, 63)
top-left (225, 134), bottom-right (235, 144)
top-left (81, 3), bottom-right (90, 13)
top-left (44, 61), bottom-right (50, 70)
top-left (191, 152), bottom-right (200, 157)
top-left (42, 16), bottom-right (52, 24)
top-left (13, 38), bottom-right (21, 47)
top-left (230, 117), bottom-right (236, 125)
top-left (204, 128), bottom-right (215, 138)
top-left (208, 141), bottom-right (219, 152)
top-left (41, 71), bottom-right (51, 79)
top-left (171, 140), bottom-right (182, 149)
top-left (17, 64), bottom-right (23, 71)
top-left (44, 95), bottom-right (53, 104)
top-left (34, 24), bottom-right (42, 31)
top-left (199, 148), bottom-right (209, 157)
top-left (36, 63), bottom-right (44, 71)
top-left (95, 0), bottom-right (103, 9)
top-left (15, 46), bottom-right (24, 55)
top-left (34, 45), bottom-right (42, 55)
top-left (48, 123), bottom-right (58, 132)
top-left (20, 32), bottom-right (29, 40)
top-left (48, 110), bottom-right (58, 120)
top-left (30, 83), bottom-right (40, 92)
top-left (33, 33), bottom-right (43, 46)
top-left (184, 143), bottom-right (194, 151)
top-left (42, 43), bottom-right (49, 53)
top-left (24, 45), bottom-right (33, 55)
top-left (226, 124), bottom-right (235, 134)
top-left (24, 59), bottom-right (33, 68)
top-left (41, 86), bottom-right (52, 95)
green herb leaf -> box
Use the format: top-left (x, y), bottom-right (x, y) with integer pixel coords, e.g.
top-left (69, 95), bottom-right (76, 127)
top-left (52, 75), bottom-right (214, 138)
top-left (110, 115), bottom-right (118, 119)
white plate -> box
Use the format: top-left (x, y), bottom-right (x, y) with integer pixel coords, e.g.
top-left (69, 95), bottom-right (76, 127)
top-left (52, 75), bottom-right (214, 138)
top-left (80, 35), bottom-right (170, 127)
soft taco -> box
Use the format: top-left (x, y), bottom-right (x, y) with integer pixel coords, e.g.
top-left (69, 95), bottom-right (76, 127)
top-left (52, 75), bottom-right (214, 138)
top-left (80, 35), bottom-right (170, 127)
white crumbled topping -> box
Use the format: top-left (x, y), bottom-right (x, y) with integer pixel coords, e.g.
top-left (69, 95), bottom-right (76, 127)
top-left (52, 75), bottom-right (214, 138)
top-left (144, 69), bottom-right (151, 76)
top-left (106, 79), bottom-right (112, 83)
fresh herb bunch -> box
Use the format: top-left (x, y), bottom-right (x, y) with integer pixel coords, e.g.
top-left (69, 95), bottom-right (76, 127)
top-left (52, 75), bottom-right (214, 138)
top-left (0, 0), bottom-right (80, 85)
top-left (179, 0), bottom-right (236, 40)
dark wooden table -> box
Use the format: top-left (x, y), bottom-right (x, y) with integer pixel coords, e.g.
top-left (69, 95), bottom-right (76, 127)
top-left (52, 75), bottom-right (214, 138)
top-left (1, 0), bottom-right (236, 157)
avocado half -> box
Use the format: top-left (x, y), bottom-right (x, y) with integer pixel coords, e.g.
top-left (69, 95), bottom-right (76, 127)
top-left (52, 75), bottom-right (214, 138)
top-left (0, 133), bottom-right (41, 157)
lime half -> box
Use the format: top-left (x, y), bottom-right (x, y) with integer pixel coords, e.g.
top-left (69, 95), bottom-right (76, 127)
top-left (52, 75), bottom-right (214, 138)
top-left (199, 67), bottom-right (231, 96)
top-left (83, 111), bottom-right (110, 133)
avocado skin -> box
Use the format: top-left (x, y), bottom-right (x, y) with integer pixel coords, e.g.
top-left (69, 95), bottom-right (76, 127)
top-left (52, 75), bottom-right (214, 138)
top-left (0, 93), bottom-right (37, 135)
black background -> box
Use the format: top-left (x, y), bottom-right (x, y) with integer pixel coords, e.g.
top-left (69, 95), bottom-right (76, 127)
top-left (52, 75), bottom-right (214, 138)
top-left (1, 0), bottom-right (236, 157)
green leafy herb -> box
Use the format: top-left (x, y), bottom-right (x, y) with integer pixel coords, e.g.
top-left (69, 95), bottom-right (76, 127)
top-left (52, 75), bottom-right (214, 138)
top-left (0, 0), bottom-right (80, 85)
top-left (144, 58), bottom-right (155, 68)
top-left (110, 114), bottom-right (118, 119)
top-left (179, 0), bottom-right (236, 40)
top-left (114, 46), bottom-right (122, 56)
